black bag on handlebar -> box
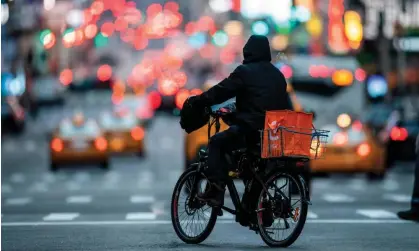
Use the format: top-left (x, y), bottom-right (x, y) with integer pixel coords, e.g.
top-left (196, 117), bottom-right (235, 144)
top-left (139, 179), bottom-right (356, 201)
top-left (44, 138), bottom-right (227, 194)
top-left (180, 97), bottom-right (210, 134)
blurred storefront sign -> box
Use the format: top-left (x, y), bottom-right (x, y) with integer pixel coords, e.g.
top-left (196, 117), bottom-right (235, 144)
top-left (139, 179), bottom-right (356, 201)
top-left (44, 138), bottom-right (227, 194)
top-left (362, 0), bottom-right (419, 39)
top-left (393, 37), bottom-right (419, 52)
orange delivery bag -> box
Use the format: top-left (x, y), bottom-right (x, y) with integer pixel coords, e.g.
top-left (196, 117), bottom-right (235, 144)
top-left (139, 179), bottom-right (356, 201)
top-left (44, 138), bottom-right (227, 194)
top-left (261, 110), bottom-right (313, 158)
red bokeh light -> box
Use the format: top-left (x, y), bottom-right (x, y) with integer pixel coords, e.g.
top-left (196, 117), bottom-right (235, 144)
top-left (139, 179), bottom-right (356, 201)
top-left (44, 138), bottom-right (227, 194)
top-left (220, 49), bottom-right (235, 64)
top-left (91, 0), bottom-right (105, 15)
top-left (115, 18), bottom-right (128, 31)
top-left (147, 3), bottom-right (163, 17)
top-left (197, 16), bottom-right (215, 32)
top-left (97, 65), bottom-right (113, 82)
top-left (133, 37), bottom-right (149, 50)
top-left (59, 69), bottom-right (73, 86)
top-left (121, 28), bottom-right (135, 43)
top-left (175, 89), bottom-right (190, 109)
top-left (84, 24), bottom-right (98, 39)
top-left (158, 78), bottom-right (178, 96)
top-left (355, 68), bottom-right (366, 82)
top-left (148, 91), bottom-right (162, 110)
top-left (185, 22), bottom-right (195, 35)
top-left (101, 22), bottom-right (115, 37)
top-left (164, 1), bottom-right (179, 12)
top-left (280, 65), bottom-right (293, 79)
top-left (74, 29), bottom-right (85, 46)
top-left (84, 9), bottom-right (93, 23)
top-left (199, 44), bottom-right (215, 59)
top-left (190, 88), bottom-right (203, 95)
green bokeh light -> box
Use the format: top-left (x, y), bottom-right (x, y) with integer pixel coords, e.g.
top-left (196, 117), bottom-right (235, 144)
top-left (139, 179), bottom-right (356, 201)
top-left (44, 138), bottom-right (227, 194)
top-left (94, 33), bottom-right (109, 48)
top-left (212, 31), bottom-right (229, 47)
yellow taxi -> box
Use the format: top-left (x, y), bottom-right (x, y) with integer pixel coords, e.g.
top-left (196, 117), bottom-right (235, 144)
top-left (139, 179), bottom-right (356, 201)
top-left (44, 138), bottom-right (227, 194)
top-left (99, 108), bottom-right (146, 156)
top-left (310, 113), bottom-right (387, 179)
top-left (49, 113), bottom-right (110, 171)
top-left (184, 82), bottom-right (304, 169)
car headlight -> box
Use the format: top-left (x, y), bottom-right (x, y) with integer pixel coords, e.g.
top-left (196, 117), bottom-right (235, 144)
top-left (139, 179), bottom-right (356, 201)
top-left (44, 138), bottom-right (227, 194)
top-left (7, 78), bottom-right (25, 96)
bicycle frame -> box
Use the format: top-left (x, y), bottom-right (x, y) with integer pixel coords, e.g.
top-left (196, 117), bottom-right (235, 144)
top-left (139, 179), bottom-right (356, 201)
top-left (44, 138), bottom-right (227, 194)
top-left (190, 113), bottom-right (299, 219)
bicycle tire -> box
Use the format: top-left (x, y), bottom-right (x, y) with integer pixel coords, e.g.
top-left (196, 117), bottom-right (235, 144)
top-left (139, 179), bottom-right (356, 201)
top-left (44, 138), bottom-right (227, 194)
top-left (170, 168), bottom-right (218, 244)
top-left (257, 171), bottom-right (308, 247)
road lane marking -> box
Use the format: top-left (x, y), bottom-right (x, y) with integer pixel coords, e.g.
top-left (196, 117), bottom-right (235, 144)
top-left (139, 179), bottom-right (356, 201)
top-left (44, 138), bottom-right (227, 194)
top-left (383, 194), bottom-right (411, 203)
top-left (1, 219), bottom-right (413, 227)
top-left (130, 195), bottom-right (155, 203)
top-left (322, 193), bottom-right (355, 203)
top-left (126, 213), bottom-right (157, 220)
top-left (10, 173), bottom-right (25, 183)
top-left (307, 211), bottom-right (319, 219)
top-left (381, 179), bottom-right (399, 191)
top-left (66, 196), bottom-right (92, 204)
top-left (2, 184), bottom-right (12, 193)
top-left (29, 182), bottom-right (48, 192)
top-left (5, 197), bottom-right (32, 206)
top-left (43, 213), bottom-right (80, 221)
top-left (356, 209), bottom-right (397, 219)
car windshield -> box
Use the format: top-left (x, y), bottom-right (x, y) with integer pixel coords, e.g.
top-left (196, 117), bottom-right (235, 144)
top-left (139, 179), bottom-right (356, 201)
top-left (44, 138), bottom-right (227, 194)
top-left (322, 124), bottom-right (366, 145)
top-left (100, 112), bottom-right (137, 129)
top-left (59, 120), bottom-right (101, 138)
top-left (118, 95), bottom-right (148, 110)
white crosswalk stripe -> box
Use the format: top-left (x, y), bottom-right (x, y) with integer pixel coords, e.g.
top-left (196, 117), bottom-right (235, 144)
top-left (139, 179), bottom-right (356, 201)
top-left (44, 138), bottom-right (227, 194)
top-left (125, 212), bottom-right (157, 220)
top-left (10, 173), bottom-right (25, 183)
top-left (66, 196), bottom-right (92, 204)
top-left (322, 193), bottom-right (356, 203)
top-left (307, 211), bottom-right (319, 219)
top-left (356, 210), bottom-right (397, 219)
top-left (5, 197), bottom-right (32, 206)
top-left (130, 195), bottom-right (155, 203)
top-left (383, 194), bottom-right (411, 203)
top-left (2, 184), bottom-right (12, 193)
top-left (43, 213), bottom-right (80, 221)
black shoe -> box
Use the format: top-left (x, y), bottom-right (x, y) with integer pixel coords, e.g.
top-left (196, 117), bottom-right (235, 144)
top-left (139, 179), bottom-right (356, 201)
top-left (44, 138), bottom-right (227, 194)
top-left (196, 182), bottom-right (225, 208)
top-left (397, 209), bottom-right (419, 222)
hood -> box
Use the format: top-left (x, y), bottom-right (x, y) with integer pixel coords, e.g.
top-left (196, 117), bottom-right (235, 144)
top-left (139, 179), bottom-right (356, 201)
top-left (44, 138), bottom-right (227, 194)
top-left (243, 35), bottom-right (272, 64)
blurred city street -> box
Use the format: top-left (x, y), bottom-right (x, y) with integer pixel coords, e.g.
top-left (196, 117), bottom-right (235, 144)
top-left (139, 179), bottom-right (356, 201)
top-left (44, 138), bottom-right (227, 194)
top-left (2, 0), bottom-right (419, 250)
top-left (2, 92), bottom-right (418, 251)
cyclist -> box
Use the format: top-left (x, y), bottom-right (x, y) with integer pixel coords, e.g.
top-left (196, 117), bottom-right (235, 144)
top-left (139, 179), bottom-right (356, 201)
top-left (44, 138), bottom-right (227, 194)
top-left (182, 35), bottom-right (292, 208)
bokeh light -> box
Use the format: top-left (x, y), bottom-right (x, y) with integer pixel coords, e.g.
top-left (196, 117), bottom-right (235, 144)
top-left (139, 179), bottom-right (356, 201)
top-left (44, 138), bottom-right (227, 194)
top-left (97, 65), bottom-right (112, 82)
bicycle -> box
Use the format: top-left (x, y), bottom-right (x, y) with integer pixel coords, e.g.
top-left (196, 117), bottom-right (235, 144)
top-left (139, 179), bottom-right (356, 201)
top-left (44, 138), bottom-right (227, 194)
top-left (171, 104), bottom-right (329, 247)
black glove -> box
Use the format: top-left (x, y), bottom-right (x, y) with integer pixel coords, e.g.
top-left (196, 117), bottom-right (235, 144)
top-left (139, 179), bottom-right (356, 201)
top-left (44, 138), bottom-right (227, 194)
top-left (179, 95), bottom-right (209, 133)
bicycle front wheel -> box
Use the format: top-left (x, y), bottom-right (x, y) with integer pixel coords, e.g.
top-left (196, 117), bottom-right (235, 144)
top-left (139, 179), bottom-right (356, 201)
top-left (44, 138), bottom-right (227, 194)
top-left (170, 168), bottom-right (218, 244)
top-left (257, 171), bottom-right (308, 247)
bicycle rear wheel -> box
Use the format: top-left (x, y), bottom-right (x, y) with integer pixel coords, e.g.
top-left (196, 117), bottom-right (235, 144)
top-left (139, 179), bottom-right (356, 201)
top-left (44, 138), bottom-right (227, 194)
top-left (257, 171), bottom-right (308, 247)
top-left (171, 168), bottom-right (218, 244)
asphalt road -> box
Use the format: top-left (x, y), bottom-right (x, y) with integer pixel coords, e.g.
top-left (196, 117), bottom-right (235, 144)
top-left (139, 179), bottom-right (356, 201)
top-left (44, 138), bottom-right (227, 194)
top-left (2, 90), bottom-right (419, 250)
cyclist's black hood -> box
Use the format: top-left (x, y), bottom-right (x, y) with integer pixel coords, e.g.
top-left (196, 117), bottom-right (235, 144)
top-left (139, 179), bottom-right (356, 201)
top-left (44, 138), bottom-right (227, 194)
top-left (243, 35), bottom-right (272, 64)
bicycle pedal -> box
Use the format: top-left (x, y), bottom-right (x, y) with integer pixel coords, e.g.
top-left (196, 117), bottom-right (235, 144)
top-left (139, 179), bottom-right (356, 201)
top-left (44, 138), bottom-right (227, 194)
top-left (215, 208), bottom-right (223, 216)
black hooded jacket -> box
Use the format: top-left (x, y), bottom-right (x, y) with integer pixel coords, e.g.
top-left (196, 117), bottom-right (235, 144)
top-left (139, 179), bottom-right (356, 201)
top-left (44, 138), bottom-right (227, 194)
top-left (194, 35), bottom-right (292, 130)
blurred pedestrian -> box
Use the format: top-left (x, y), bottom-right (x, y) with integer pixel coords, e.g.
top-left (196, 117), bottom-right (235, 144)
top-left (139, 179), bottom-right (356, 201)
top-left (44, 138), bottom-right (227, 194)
top-left (397, 134), bottom-right (419, 221)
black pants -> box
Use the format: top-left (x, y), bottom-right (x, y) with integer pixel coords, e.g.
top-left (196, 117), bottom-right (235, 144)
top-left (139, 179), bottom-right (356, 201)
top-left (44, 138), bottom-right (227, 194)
top-left (412, 154), bottom-right (419, 210)
top-left (206, 125), bottom-right (247, 183)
